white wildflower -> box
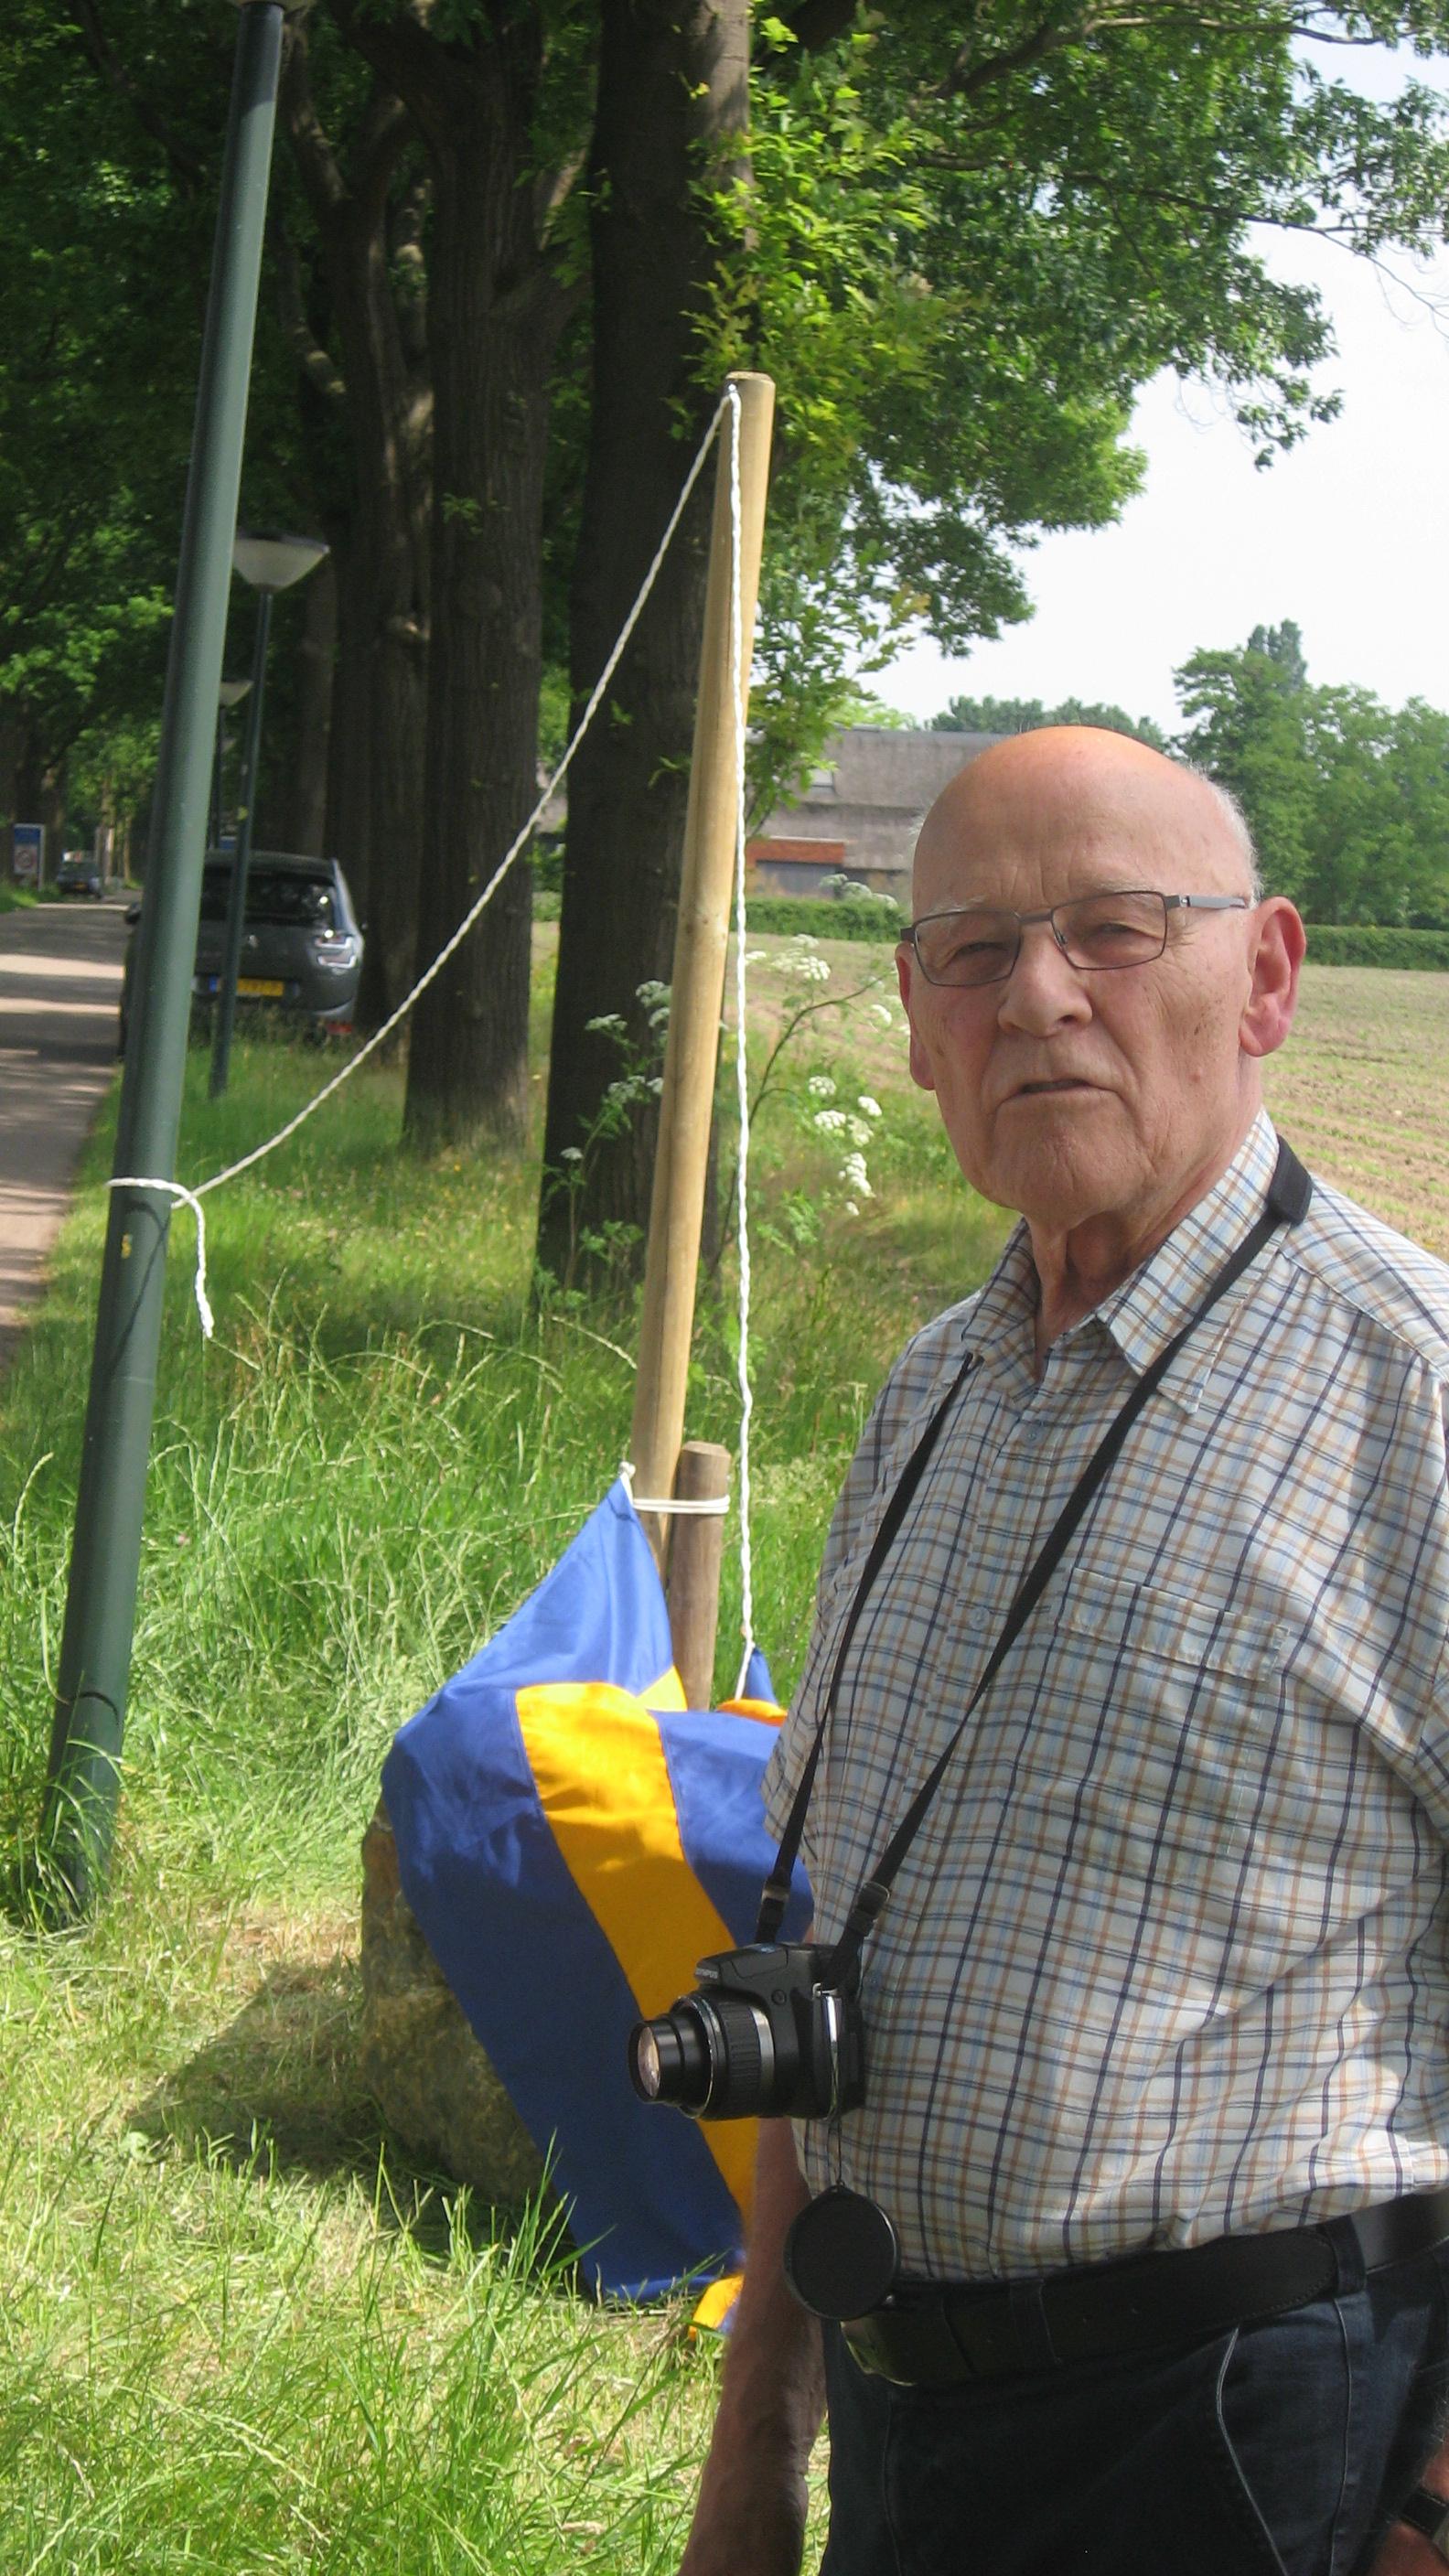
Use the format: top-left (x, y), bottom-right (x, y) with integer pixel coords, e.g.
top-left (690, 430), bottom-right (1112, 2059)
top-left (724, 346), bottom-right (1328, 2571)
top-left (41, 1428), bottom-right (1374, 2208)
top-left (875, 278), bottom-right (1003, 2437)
top-left (796, 955), bottom-right (831, 984)
top-left (807, 1075), bottom-right (837, 1100)
top-left (813, 1108), bottom-right (848, 1134)
top-left (649, 1075), bottom-right (663, 1094)
top-left (636, 979), bottom-right (670, 1007)
top-left (585, 1012), bottom-right (626, 1035)
top-left (868, 1004), bottom-right (894, 1027)
top-left (843, 1200), bottom-right (860, 1217)
top-left (789, 932), bottom-right (821, 950)
top-left (743, 949), bottom-right (767, 965)
top-left (841, 1151), bottom-right (873, 1198)
top-left (846, 1115), bottom-right (873, 1147)
top-left (856, 1094), bottom-right (882, 1119)
top-left (560, 1146), bottom-right (584, 1164)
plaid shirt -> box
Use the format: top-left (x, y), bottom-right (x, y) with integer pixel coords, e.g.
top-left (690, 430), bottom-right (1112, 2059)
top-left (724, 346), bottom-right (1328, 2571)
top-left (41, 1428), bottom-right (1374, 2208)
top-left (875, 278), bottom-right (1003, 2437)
top-left (762, 1113), bottom-right (1449, 2282)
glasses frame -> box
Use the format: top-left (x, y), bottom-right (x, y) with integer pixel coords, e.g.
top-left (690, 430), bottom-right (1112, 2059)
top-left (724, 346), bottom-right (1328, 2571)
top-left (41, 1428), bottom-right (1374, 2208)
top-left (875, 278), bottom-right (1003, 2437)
top-left (902, 889), bottom-right (1251, 990)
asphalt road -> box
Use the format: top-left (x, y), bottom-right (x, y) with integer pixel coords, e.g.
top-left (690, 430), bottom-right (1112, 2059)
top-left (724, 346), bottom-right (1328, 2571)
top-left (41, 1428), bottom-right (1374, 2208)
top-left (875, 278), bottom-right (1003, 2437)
top-left (0, 896), bottom-right (128, 1368)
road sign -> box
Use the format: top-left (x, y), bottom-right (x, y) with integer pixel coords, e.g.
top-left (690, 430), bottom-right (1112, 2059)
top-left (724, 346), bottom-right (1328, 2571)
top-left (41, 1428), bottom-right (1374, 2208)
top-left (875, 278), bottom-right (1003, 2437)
top-left (13, 824), bottom-right (43, 886)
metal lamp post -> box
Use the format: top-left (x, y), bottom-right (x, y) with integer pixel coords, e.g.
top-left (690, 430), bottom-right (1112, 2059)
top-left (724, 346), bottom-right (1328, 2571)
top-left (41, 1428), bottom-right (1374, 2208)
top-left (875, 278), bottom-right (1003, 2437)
top-left (40, 0), bottom-right (285, 1921)
top-left (212, 676), bottom-right (252, 851)
top-left (209, 530), bottom-right (328, 1100)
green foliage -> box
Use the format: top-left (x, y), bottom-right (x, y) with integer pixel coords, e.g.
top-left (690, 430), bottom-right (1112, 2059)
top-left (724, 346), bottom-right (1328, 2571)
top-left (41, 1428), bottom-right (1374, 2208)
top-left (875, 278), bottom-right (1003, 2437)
top-left (927, 693), bottom-right (1167, 748)
top-left (1175, 626), bottom-right (1449, 924)
top-left (0, 3), bottom-right (225, 807)
top-left (745, 893), bottom-right (903, 941)
top-left (719, 6), bottom-right (1449, 810)
top-left (1300, 923), bottom-right (1449, 968)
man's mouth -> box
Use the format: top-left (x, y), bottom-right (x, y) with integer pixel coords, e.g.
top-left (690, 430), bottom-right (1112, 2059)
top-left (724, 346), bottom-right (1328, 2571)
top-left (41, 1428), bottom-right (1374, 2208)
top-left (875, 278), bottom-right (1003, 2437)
top-left (1010, 1077), bottom-right (1099, 1099)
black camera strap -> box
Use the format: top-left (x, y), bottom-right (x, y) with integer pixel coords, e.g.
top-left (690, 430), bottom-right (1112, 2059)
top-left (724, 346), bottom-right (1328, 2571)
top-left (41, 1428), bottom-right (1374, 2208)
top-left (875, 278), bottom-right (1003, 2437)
top-left (755, 1135), bottom-right (1313, 1975)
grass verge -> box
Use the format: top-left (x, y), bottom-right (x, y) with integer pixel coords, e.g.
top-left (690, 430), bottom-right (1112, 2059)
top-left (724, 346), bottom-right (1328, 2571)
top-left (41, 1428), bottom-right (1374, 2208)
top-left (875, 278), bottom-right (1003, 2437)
top-left (0, 952), bottom-right (1004, 2572)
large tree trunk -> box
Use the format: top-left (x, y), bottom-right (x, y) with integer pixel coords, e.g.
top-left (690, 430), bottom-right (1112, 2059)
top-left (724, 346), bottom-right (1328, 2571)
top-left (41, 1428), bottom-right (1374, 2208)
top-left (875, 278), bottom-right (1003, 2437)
top-left (283, 27), bottom-right (432, 1027)
top-left (270, 548), bottom-right (337, 854)
top-left (326, 534), bottom-right (372, 910)
top-left (326, 4), bottom-right (575, 1143)
top-left (536, 0), bottom-right (749, 1280)
top-left (402, 135), bottom-right (553, 1150)
top-left (0, 702), bottom-right (21, 882)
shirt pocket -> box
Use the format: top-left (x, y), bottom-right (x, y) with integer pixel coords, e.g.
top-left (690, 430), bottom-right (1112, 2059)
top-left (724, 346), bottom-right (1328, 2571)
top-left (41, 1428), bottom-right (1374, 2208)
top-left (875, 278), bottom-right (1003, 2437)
top-left (1018, 1570), bottom-right (1286, 1905)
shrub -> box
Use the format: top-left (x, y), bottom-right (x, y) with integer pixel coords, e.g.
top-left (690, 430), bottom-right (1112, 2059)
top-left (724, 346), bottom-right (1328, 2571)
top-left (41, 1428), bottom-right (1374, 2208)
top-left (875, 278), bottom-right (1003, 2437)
top-left (745, 893), bottom-right (903, 943)
top-left (1302, 924), bottom-right (1449, 971)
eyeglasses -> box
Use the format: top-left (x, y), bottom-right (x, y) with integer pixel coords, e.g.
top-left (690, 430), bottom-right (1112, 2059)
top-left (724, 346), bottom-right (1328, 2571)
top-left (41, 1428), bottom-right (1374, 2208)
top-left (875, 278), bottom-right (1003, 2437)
top-left (904, 889), bottom-right (1250, 990)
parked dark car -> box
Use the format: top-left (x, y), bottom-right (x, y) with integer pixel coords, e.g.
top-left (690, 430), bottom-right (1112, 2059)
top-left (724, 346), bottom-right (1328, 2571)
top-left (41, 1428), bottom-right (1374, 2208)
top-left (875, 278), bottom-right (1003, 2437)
top-left (119, 852), bottom-right (363, 1053)
top-left (57, 851), bottom-right (104, 899)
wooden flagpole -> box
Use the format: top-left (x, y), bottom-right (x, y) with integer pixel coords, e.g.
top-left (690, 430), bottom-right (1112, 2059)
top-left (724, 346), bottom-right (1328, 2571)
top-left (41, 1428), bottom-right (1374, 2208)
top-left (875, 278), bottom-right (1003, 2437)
top-left (629, 372), bottom-right (775, 1626)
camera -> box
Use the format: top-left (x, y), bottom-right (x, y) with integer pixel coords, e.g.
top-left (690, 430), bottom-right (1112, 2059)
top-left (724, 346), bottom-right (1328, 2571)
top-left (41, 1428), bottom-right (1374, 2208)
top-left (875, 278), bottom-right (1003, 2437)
top-left (627, 1941), bottom-right (864, 2122)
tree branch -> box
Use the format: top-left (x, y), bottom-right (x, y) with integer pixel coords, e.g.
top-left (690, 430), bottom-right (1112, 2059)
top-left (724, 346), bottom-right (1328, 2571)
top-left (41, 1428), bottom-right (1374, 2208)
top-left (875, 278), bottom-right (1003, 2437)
top-left (272, 218), bottom-right (349, 408)
top-left (280, 16), bottom-right (348, 220)
top-left (939, 10), bottom-right (1084, 105)
top-left (780, 0), bottom-right (864, 49)
top-left (70, 0), bottom-right (208, 191)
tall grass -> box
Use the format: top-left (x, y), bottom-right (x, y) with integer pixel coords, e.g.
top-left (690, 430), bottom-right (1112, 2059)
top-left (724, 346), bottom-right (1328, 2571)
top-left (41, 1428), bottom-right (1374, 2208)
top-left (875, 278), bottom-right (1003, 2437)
top-left (0, 976), bottom-right (1004, 2572)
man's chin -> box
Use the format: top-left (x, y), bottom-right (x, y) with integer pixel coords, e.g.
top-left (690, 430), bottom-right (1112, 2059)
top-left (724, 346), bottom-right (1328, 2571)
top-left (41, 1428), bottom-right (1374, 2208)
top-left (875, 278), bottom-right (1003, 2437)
top-left (975, 1106), bottom-right (1137, 1226)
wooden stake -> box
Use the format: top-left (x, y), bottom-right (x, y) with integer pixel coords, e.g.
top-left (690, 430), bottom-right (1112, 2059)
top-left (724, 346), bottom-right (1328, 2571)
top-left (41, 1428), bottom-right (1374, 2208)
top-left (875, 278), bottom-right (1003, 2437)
top-left (666, 1441), bottom-right (730, 1706)
top-left (630, 371), bottom-right (776, 1564)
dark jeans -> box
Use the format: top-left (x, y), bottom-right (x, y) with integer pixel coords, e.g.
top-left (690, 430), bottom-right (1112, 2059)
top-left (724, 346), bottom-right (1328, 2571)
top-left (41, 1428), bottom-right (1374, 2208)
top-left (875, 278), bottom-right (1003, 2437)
top-left (819, 2242), bottom-right (1449, 2576)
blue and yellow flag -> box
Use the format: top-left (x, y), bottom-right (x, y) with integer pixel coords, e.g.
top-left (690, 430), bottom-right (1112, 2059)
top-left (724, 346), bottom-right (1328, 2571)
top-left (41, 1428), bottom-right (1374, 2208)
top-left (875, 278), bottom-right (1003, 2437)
top-left (381, 1478), bottom-right (810, 2301)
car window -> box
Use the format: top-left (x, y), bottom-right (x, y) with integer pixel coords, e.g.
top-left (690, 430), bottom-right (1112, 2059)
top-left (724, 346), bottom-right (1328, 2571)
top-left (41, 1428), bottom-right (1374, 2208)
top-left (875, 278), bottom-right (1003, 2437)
top-left (199, 869), bottom-right (335, 928)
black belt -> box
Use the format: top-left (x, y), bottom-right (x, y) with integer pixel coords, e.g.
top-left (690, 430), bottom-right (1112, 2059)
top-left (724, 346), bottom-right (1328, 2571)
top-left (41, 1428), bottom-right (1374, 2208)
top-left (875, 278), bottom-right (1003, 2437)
top-left (842, 2188), bottom-right (1449, 2387)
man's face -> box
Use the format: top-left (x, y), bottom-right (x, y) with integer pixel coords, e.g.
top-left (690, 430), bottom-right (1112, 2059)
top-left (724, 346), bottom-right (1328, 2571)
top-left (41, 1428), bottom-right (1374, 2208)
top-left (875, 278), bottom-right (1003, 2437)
top-left (896, 735), bottom-right (1301, 1244)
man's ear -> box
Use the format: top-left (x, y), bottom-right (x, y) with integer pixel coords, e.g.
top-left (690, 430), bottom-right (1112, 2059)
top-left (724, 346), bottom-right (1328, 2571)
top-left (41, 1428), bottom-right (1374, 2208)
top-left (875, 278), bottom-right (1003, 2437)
top-left (896, 944), bottom-right (938, 1093)
top-left (1240, 898), bottom-right (1304, 1062)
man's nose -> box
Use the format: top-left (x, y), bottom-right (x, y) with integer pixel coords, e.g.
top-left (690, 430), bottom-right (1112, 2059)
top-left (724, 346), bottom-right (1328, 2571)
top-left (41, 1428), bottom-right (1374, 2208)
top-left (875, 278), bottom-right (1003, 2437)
top-left (995, 918), bottom-right (1093, 1033)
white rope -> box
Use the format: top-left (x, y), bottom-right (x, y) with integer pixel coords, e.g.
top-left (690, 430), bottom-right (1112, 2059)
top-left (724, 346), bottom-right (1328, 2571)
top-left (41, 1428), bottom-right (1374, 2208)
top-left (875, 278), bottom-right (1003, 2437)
top-left (123, 378), bottom-right (763, 1712)
top-left (106, 1179), bottom-right (213, 1338)
top-left (725, 386), bottom-right (758, 1701)
top-left (112, 390), bottom-right (735, 1336)
top-left (184, 387), bottom-right (735, 1203)
top-left (618, 1461), bottom-right (729, 1517)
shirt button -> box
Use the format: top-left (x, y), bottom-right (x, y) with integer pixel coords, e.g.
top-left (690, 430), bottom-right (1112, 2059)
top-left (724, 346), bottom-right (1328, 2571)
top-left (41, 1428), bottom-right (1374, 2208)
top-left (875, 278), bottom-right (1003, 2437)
top-left (966, 1607), bottom-right (990, 1632)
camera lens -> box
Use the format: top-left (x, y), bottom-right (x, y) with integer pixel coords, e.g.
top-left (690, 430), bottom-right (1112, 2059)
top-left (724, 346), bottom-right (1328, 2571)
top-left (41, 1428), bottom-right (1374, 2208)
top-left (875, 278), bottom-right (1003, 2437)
top-left (628, 2006), bottom-right (711, 2106)
top-left (628, 1992), bottom-right (777, 2118)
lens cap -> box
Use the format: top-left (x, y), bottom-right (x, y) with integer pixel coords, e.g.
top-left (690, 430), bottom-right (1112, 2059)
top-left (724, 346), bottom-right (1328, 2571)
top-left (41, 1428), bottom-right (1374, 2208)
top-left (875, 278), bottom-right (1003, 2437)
top-left (783, 2185), bottom-right (899, 2322)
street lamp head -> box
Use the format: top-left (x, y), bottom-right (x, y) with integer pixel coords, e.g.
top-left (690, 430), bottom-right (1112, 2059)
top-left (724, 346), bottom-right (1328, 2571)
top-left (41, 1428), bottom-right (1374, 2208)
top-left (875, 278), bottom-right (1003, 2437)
top-left (218, 677), bottom-right (252, 709)
top-left (231, 529), bottom-right (329, 592)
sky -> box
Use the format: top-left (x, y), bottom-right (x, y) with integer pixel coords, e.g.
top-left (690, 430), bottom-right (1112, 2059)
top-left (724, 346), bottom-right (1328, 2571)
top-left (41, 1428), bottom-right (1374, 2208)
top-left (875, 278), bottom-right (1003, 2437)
top-left (877, 47), bottom-right (1449, 738)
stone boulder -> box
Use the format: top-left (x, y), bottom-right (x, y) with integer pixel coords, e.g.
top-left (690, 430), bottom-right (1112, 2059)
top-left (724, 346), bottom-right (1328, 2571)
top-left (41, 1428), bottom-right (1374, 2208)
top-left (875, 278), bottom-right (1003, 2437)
top-left (359, 1800), bottom-right (545, 2204)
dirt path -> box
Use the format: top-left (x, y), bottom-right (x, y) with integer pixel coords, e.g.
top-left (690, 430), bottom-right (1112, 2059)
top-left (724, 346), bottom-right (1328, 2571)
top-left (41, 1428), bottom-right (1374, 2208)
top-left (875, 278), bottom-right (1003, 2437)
top-left (0, 898), bottom-right (127, 1368)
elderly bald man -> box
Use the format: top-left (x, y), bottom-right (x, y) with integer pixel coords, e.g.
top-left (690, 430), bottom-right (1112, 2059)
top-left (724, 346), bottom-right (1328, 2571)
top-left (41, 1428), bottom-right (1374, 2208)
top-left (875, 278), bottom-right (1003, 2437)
top-left (677, 730), bottom-right (1449, 2576)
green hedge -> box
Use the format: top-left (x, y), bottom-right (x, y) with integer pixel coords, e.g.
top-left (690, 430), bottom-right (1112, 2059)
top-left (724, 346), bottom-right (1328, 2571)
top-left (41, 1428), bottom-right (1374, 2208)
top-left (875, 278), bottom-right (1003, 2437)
top-left (744, 893), bottom-right (904, 942)
top-left (531, 890), bottom-right (1449, 969)
top-left (1303, 924), bottom-right (1449, 970)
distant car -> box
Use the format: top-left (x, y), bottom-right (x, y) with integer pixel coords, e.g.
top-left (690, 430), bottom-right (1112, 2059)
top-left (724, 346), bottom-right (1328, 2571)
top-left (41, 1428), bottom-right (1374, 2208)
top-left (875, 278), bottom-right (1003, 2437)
top-left (119, 852), bottom-right (364, 1053)
top-left (57, 852), bottom-right (104, 900)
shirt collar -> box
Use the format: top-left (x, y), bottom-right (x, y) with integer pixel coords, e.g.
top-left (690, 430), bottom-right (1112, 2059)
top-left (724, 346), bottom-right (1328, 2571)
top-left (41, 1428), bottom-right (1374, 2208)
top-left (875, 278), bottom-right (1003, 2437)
top-left (960, 1112), bottom-right (1283, 1412)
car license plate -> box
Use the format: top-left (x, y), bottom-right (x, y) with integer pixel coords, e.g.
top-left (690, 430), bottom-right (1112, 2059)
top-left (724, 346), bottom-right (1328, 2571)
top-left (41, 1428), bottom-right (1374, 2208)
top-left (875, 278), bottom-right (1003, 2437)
top-left (237, 978), bottom-right (285, 997)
